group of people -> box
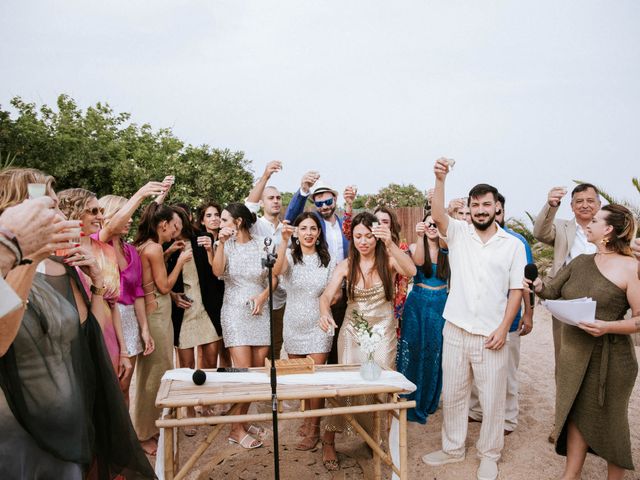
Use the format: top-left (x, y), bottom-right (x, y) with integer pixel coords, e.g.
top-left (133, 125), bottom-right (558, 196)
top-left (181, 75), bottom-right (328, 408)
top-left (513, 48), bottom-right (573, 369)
top-left (0, 160), bottom-right (639, 480)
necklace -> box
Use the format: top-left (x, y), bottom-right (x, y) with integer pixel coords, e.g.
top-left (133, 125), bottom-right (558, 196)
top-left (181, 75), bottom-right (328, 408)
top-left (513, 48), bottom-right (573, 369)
top-left (596, 251), bottom-right (616, 255)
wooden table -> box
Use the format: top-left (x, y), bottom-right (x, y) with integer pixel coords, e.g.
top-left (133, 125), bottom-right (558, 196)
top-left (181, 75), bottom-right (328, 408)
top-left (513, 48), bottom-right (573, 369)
top-left (156, 364), bottom-right (416, 480)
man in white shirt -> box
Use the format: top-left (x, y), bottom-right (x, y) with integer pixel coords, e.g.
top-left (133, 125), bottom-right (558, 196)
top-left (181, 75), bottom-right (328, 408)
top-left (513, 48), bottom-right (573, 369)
top-left (245, 161), bottom-right (287, 358)
top-left (422, 158), bottom-right (526, 480)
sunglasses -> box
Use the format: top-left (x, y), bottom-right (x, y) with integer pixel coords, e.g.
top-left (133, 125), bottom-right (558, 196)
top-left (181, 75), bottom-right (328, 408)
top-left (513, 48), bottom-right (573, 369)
top-left (314, 198), bottom-right (334, 208)
top-left (426, 222), bottom-right (437, 228)
top-left (85, 207), bottom-right (105, 216)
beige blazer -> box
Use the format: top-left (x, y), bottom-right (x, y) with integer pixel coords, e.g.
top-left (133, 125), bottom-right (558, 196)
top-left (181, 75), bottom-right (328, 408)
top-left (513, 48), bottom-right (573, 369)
top-left (533, 203), bottom-right (577, 278)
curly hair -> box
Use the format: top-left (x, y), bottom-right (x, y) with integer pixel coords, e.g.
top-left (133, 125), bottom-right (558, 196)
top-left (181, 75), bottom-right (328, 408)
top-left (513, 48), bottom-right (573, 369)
top-left (0, 167), bottom-right (55, 214)
top-left (58, 188), bottom-right (97, 221)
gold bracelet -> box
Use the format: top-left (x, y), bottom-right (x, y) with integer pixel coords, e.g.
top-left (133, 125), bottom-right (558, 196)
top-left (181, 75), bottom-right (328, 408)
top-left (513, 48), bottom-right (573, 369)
top-left (90, 284), bottom-right (107, 296)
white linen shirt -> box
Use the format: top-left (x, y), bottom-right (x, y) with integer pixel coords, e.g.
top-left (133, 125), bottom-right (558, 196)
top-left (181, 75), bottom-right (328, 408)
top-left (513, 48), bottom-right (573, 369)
top-left (443, 218), bottom-right (527, 337)
top-left (324, 219), bottom-right (345, 262)
top-left (565, 220), bottom-right (596, 265)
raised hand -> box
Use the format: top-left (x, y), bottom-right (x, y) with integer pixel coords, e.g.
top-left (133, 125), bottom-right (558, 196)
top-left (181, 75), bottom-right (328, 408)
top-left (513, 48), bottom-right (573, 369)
top-left (415, 222), bottom-right (426, 238)
top-left (263, 160), bottom-right (283, 178)
top-left (301, 171), bottom-right (320, 193)
top-left (547, 186), bottom-right (568, 208)
top-left (280, 220), bottom-right (295, 243)
top-left (434, 157), bottom-right (452, 181)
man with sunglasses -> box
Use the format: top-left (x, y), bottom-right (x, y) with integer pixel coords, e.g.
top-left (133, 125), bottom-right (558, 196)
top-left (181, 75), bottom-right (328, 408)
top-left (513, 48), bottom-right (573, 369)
top-left (468, 192), bottom-right (533, 437)
top-left (285, 172), bottom-right (350, 363)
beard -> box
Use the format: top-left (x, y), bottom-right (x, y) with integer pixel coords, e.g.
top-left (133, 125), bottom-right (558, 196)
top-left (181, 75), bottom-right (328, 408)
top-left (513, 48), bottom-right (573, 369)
top-left (318, 206), bottom-right (336, 220)
top-left (471, 213), bottom-right (496, 231)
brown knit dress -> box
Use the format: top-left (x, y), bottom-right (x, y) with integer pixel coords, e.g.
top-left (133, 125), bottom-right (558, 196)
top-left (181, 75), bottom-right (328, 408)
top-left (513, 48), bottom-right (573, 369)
top-left (539, 254), bottom-right (637, 470)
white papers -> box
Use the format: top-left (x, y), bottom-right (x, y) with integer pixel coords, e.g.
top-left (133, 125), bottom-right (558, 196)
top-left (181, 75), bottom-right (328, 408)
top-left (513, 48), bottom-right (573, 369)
top-left (543, 297), bottom-right (596, 326)
top-left (0, 277), bottom-right (23, 317)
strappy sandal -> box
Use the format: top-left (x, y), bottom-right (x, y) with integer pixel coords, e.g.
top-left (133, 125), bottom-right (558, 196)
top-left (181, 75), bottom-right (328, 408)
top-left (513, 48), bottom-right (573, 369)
top-left (228, 433), bottom-right (262, 449)
top-left (246, 424), bottom-right (267, 440)
top-left (321, 439), bottom-right (339, 471)
top-left (297, 420), bottom-right (310, 437)
top-left (295, 424), bottom-right (320, 451)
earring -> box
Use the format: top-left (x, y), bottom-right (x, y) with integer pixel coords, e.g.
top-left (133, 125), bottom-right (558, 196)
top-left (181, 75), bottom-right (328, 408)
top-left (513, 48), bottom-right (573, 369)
top-left (316, 239), bottom-right (320, 246)
top-left (295, 239), bottom-right (300, 245)
top-left (600, 237), bottom-right (609, 246)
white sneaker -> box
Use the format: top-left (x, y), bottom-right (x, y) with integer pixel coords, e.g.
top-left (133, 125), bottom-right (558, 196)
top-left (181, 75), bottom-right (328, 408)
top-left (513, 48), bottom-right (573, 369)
top-left (422, 450), bottom-right (465, 466)
top-left (477, 458), bottom-right (498, 480)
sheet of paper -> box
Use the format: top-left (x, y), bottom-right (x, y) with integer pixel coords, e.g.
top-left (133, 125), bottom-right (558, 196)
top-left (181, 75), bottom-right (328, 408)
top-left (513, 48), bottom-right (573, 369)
top-left (0, 277), bottom-right (23, 317)
top-left (543, 298), bottom-right (596, 326)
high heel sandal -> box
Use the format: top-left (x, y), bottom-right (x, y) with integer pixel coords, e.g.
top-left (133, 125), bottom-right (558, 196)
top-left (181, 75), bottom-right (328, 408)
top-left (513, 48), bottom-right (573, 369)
top-left (295, 424), bottom-right (320, 451)
top-left (321, 439), bottom-right (339, 471)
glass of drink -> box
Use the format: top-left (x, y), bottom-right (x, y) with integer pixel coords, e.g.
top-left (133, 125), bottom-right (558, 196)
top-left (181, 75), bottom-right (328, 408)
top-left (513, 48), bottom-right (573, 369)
top-left (27, 183), bottom-right (46, 199)
top-left (446, 159), bottom-right (456, 170)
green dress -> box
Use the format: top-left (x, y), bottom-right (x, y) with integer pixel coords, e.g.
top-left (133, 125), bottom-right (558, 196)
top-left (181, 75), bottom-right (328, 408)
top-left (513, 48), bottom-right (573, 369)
top-left (539, 254), bottom-right (637, 470)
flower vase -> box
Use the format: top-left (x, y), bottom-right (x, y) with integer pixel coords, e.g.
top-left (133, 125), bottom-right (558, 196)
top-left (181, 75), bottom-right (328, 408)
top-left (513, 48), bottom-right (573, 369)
top-left (360, 354), bottom-right (382, 381)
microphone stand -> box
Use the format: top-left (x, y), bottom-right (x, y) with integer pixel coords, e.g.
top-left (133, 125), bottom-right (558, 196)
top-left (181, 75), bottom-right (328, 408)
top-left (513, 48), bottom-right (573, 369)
top-left (262, 238), bottom-right (280, 480)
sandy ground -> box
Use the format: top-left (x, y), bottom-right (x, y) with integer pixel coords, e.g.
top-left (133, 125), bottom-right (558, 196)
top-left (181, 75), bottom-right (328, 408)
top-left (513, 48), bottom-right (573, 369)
top-left (141, 308), bottom-right (640, 480)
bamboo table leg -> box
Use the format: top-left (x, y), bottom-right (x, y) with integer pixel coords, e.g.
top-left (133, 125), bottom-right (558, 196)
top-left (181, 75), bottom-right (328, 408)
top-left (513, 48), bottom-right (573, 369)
top-left (399, 400), bottom-right (407, 480)
top-left (373, 410), bottom-right (382, 480)
top-left (164, 409), bottom-right (175, 480)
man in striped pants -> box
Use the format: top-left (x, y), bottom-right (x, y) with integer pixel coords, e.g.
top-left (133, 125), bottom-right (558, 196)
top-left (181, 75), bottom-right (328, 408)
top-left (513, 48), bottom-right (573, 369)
top-left (422, 158), bottom-right (527, 480)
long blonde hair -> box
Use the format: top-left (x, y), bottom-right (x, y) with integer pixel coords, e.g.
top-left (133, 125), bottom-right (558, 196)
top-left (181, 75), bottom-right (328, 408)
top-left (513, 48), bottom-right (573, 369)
top-left (0, 167), bottom-right (55, 214)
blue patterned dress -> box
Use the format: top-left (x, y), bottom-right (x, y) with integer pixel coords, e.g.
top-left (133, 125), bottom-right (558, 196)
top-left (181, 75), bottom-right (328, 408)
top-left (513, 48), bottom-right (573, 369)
top-left (396, 263), bottom-right (448, 424)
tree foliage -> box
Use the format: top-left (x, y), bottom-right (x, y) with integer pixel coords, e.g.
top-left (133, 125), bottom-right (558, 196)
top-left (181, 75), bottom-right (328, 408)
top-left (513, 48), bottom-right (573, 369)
top-left (0, 94), bottom-right (254, 206)
top-left (366, 183), bottom-right (426, 209)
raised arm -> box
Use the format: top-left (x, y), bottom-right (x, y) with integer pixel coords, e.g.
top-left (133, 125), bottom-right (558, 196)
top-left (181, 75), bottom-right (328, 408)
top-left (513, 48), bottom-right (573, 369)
top-left (212, 226), bottom-right (235, 277)
top-left (285, 171), bottom-right (318, 222)
top-left (533, 187), bottom-right (566, 246)
top-left (99, 181), bottom-right (166, 243)
top-left (246, 161), bottom-right (282, 204)
top-left (411, 222), bottom-right (426, 266)
top-left (272, 221), bottom-right (294, 276)
top-left (431, 158), bottom-right (452, 236)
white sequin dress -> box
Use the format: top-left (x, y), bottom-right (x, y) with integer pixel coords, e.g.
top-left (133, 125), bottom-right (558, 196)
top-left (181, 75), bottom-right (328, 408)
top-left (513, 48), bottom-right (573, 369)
top-left (282, 251), bottom-right (335, 355)
top-left (220, 237), bottom-right (270, 347)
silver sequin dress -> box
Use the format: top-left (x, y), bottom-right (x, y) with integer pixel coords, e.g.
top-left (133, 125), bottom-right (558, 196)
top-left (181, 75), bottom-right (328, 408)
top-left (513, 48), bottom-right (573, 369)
top-left (282, 251), bottom-right (335, 355)
top-left (220, 237), bottom-right (270, 347)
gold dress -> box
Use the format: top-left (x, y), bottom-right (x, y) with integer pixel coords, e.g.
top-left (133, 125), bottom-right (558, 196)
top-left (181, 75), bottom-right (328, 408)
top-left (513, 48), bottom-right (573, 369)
top-left (131, 240), bottom-right (174, 442)
top-left (326, 282), bottom-right (397, 433)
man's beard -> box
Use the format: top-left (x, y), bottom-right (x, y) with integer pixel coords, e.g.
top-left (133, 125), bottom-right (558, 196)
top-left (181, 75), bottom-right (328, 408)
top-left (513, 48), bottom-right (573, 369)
top-left (319, 206), bottom-right (336, 220)
top-left (472, 213), bottom-right (496, 231)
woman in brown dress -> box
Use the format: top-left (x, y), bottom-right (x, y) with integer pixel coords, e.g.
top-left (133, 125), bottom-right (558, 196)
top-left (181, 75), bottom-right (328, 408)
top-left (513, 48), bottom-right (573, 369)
top-left (527, 204), bottom-right (639, 480)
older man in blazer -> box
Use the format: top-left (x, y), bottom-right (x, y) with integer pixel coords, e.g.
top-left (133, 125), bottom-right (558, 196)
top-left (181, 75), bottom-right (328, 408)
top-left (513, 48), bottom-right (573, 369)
top-left (533, 182), bottom-right (600, 440)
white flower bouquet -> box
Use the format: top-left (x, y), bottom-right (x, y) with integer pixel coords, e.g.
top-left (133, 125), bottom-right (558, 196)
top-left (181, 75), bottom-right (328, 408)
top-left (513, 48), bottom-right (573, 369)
top-left (351, 309), bottom-right (383, 362)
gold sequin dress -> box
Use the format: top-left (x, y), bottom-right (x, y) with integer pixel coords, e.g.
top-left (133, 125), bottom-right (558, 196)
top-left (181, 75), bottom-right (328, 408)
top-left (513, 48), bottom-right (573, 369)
top-left (325, 282), bottom-right (397, 433)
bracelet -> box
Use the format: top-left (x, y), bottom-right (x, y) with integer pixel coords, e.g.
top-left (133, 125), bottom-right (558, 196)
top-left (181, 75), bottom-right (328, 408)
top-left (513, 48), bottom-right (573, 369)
top-left (90, 284), bottom-right (107, 296)
top-left (0, 228), bottom-right (31, 267)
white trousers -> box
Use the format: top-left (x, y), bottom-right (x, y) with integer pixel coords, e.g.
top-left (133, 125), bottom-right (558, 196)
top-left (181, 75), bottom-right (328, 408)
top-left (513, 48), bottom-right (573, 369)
top-left (469, 331), bottom-right (521, 431)
top-left (441, 322), bottom-right (509, 461)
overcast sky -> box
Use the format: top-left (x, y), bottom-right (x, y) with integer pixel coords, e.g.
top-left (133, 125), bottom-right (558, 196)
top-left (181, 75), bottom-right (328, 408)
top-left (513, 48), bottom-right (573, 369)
top-left (1, 0), bottom-right (638, 220)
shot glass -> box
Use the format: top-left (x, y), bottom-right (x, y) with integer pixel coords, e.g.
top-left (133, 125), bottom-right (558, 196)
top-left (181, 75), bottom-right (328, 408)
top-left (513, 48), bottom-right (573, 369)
top-left (27, 183), bottom-right (46, 199)
top-left (446, 158), bottom-right (456, 170)
top-left (54, 227), bottom-right (82, 257)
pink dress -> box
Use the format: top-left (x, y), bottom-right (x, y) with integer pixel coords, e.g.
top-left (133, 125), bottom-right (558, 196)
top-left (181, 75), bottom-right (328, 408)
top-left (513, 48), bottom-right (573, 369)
top-left (80, 236), bottom-right (122, 371)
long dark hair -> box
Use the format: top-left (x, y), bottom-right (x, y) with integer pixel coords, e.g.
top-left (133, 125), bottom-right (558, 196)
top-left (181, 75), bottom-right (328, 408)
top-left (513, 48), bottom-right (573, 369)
top-left (224, 202), bottom-right (256, 233)
top-left (373, 206), bottom-right (402, 245)
top-left (172, 204), bottom-right (197, 239)
top-left (290, 212), bottom-right (330, 267)
top-left (133, 202), bottom-right (176, 246)
top-left (347, 212), bottom-right (394, 301)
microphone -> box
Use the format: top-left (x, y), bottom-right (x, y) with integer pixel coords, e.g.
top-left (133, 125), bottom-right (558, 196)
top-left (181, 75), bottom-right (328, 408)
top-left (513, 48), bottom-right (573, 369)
top-left (192, 369), bottom-right (206, 386)
top-left (524, 263), bottom-right (539, 308)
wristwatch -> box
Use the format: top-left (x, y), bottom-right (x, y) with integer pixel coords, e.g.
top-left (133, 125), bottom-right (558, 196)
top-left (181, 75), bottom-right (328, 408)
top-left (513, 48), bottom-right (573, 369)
top-left (90, 284), bottom-right (107, 296)
top-left (0, 227), bottom-right (32, 267)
